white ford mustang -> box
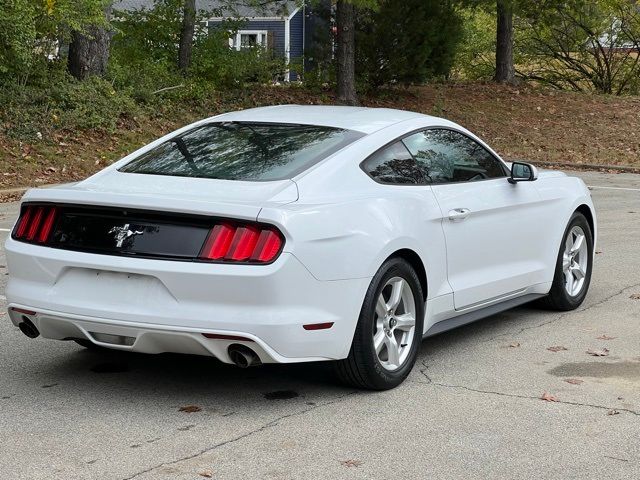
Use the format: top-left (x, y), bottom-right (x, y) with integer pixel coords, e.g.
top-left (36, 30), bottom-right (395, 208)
top-left (5, 106), bottom-right (596, 389)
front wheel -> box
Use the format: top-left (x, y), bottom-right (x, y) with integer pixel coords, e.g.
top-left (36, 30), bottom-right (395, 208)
top-left (539, 211), bottom-right (594, 311)
top-left (335, 257), bottom-right (424, 390)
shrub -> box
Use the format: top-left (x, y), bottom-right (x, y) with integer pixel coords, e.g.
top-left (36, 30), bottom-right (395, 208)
top-left (356, 0), bottom-right (464, 89)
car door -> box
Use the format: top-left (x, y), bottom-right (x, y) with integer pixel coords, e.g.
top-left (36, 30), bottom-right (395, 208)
top-left (402, 128), bottom-right (548, 310)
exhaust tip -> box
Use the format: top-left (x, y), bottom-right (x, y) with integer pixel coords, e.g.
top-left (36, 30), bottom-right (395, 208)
top-left (228, 344), bottom-right (261, 368)
top-left (18, 316), bottom-right (40, 339)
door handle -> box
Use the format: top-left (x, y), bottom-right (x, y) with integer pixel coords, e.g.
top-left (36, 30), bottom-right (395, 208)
top-left (448, 208), bottom-right (471, 221)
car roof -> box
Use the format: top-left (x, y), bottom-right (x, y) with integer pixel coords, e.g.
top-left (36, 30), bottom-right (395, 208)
top-left (213, 105), bottom-right (444, 134)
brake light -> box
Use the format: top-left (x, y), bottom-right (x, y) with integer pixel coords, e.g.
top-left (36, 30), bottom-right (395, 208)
top-left (199, 222), bottom-right (283, 263)
top-left (12, 204), bottom-right (58, 245)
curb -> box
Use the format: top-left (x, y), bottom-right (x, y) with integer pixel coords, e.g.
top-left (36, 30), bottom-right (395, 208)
top-left (525, 160), bottom-right (640, 174)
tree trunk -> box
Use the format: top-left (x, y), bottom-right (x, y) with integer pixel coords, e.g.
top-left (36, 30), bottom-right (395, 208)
top-left (68, 6), bottom-right (112, 80)
top-left (178, 0), bottom-right (196, 73)
top-left (495, 0), bottom-right (515, 84)
top-left (336, 0), bottom-right (358, 105)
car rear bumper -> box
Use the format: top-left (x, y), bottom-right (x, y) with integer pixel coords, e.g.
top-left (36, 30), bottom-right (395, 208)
top-left (5, 238), bottom-right (371, 363)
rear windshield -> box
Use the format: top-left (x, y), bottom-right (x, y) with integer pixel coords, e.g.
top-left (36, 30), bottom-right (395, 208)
top-left (119, 122), bottom-right (364, 181)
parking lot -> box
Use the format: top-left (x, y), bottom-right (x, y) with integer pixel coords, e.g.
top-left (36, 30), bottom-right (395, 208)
top-left (0, 170), bottom-right (638, 480)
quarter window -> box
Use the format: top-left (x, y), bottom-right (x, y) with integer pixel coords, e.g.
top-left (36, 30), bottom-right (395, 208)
top-left (362, 141), bottom-right (425, 185)
top-left (402, 129), bottom-right (506, 184)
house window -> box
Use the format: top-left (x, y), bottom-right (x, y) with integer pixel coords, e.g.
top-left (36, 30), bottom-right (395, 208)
top-left (229, 30), bottom-right (269, 51)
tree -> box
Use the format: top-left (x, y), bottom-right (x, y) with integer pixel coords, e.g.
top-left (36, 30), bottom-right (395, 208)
top-left (357, 0), bottom-right (464, 88)
top-left (495, 0), bottom-right (515, 83)
top-left (178, 0), bottom-right (196, 73)
top-left (336, 0), bottom-right (358, 105)
top-left (68, 4), bottom-right (112, 80)
top-left (519, 0), bottom-right (640, 95)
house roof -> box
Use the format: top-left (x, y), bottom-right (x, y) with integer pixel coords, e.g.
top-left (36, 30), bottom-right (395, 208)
top-left (112, 0), bottom-right (300, 18)
top-left (212, 105), bottom-right (439, 134)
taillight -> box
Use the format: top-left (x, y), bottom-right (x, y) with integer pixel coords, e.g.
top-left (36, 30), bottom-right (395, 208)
top-left (199, 222), bottom-right (284, 264)
top-left (12, 204), bottom-right (58, 245)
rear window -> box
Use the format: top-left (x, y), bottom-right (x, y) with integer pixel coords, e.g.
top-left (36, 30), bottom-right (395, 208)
top-left (119, 122), bottom-right (364, 181)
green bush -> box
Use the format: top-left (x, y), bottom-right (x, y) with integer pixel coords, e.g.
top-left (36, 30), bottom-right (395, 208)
top-left (0, 69), bottom-right (138, 139)
top-left (452, 8), bottom-right (497, 81)
top-left (191, 29), bottom-right (285, 89)
top-left (356, 0), bottom-right (464, 89)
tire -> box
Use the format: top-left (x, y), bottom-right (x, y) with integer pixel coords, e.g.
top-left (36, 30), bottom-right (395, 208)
top-left (538, 211), bottom-right (593, 311)
top-left (335, 257), bottom-right (424, 390)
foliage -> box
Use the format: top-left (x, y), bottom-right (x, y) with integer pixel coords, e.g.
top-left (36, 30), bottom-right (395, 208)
top-left (452, 7), bottom-right (497, 80)
top-left (191, 26), bottom-right (286, 89)
top-left (0, 0), bottom-right (107, 81)
top-left (355, 0), bottom-right (464, 88)
top-left (0, 68), bottom-right (137, 139)
top-left (518, 0), bottom-right (640, 95)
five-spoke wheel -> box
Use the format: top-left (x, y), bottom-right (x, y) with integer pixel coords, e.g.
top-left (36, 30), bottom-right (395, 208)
top-left (540, 211), bottom-right (593, 311)
top-left (335, 257), bottom-right (424, 390)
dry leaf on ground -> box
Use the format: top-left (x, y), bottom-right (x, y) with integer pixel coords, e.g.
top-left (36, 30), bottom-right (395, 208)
top-left (340, 460), bottom-right (363, 468)
top-left (564, 378), bottom-right (584, 385)
top-left (630, 294), bottom-right (640, 300)
top-left (198, 470), bottom-right (213, 478)
top-left (508, 342), bottom-right (521, 348)
top-left (541, 392), bottom-right (558, 402)
top-left (597, 335), bottom-right (616, 340)
top-left (547, 346), bottom-right (568, 352)
top-left (586, 348), bottom-right (610, 357)
top-left (608, 410), bottom-right (620, 416)
top-left (179, 405), bottom-right (202, 413)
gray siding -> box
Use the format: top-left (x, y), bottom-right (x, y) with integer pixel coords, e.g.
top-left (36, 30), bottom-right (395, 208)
top-left (289, 8), bottom-right (304, 80)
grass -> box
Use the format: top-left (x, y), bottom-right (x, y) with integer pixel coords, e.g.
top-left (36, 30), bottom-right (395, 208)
top-left (1, 82), bottom-right (639, 191)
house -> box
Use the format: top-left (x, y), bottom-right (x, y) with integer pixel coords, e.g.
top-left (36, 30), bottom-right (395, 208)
top-left (113, 0), bottom-right (330, 81)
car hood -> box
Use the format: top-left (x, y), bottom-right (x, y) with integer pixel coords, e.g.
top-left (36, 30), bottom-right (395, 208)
top-left (21, 170), bottom-right (299, 220)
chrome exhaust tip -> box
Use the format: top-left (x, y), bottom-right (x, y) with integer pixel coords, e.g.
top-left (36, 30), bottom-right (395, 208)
top-left (18, 316), bottom-right (40, 339)
top-left (228, 344), bottom-right (261, 368)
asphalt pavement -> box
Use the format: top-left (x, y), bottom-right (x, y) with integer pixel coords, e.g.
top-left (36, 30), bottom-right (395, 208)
top-left (0, 170), bottom-right (638, 480)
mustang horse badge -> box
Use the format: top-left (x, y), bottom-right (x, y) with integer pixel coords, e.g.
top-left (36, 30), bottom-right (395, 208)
top-left (108, 223), bottom-right (144, 247)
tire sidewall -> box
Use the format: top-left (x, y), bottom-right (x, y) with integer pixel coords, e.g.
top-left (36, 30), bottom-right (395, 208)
top-left (552, 212), bottom-right (594, 308)
top-left (355, 258), bottom-right (424, 389)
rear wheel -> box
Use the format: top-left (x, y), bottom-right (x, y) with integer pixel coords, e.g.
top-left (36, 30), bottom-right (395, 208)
top-left (539, 212), bottom-right (593, 311)
top-left (335, 257), bottom-right (424, 390)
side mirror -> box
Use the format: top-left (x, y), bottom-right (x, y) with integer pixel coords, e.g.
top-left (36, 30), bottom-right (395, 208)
top-left (508, 161), bottom-right (538, 184)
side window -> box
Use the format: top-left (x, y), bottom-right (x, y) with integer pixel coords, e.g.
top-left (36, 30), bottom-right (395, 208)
top-left (402, 129), bottom-right (506, 184)
top-left (362, 141), bottom-right (425, 185)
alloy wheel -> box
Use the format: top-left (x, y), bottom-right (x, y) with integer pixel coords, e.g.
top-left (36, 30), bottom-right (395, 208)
top-left (373, 277), bottom-right (417, 371)
top-left (563, 225), bottom-right (589, 297)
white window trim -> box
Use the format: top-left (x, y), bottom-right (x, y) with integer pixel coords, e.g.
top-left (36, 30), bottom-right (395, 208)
top-left (229, 30), bottom-right (269, 51)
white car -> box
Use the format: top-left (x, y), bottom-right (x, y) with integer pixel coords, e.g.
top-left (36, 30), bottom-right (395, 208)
top-left (5, 106), bottom-right (595, 390)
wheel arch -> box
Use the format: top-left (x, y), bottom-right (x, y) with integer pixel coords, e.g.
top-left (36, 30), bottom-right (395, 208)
top-left (575, 204), bottom-right (595, 239)
top-left (386, 248), bottom-right (428, 301)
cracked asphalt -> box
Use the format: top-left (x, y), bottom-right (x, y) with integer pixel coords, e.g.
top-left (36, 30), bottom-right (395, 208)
top-left (0, 170), bottom-right (638, 479)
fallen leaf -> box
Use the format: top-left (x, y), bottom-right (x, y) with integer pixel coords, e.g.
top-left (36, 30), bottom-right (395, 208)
top-left (607, 409), bottom-right (620, 416)
top-left (198, 470), bottom-right (213, 478)
top-left (564, 378), bottom-right (584, 385)
top-left (179, 405), bottom-right (202, 413)
top-left (508, 342), bottom-right (521, 348)
top-left (597, 335), bottom-right (616, 340)
top-left (541, 392), bottom-right (558, 402)
top-left (586, 348), bottom-right (610, 357)
top-left (595, 251), bottom-right (603, 254)
top-left (547, 346), bottom-right (568, 352)
top-left (630, 294), bottom-right (640, 300)
top-left (340, 459), bottom-right (363, 468)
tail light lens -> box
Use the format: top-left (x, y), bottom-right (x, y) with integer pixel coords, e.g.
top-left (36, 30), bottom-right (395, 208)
top-left (12, 204), bottom-right (58, 245)
top-left (199, 222), bottom-right (284, 264)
